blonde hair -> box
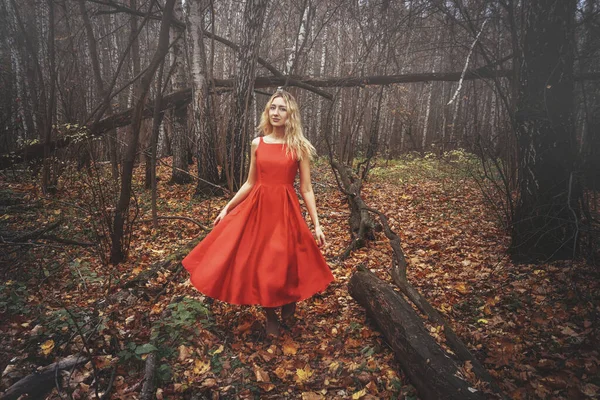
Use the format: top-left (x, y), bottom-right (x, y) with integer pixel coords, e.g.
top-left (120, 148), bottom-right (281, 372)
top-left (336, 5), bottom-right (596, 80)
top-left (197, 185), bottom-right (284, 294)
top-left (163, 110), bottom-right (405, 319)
top-left (257, 90), bottom-right (316, 161)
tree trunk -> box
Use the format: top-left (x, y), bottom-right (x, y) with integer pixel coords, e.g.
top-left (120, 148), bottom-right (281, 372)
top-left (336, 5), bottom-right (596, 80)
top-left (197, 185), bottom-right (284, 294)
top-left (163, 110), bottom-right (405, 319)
top-left (348, 267), bottom-right (487, 400)
top-left (224, 0), bottom-right (268, 191)
top-left (169, 2), bottom-right (193, 185)
top-left (2, 355), bottom-right (88, 400)
top-left (78, 0), bottom-right (118, 179)
top-left (110, 0), bottom-right (176, 264)
top-left (511, 0), bottom-right (579, 261)
top-left (186, 0), bottom-right (220, 194)
top-left (41, 0), bottom-right (56, 195)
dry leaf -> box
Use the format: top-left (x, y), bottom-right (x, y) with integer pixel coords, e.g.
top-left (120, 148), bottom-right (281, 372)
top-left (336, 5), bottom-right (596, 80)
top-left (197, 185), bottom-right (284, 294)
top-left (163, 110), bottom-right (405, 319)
top-left (283, 340), bottom-right (298, 356)
top-left (202, 378), bottom-right (217, 388)
top-left (302, 392), bottom-right (324, 400)
top-left (274, 366), bottom-right (287, 380)
top-left (581, 383), bottom-right (599, 397)
top-left (295, 365), bottom-right (313, 384)
top-left (213, 344), bottom-right (224, 354)
top-left (258, 382), bottom-right (276, 392)
top-left (178, 345), bottom-right (191, 361)
top-left (193, 359), bottom-right (210, 375)
top-left (40, 339), bottom-right (54, 355)
top-left (456, 283), bottom-right (469, 294)
top-left (254, 364), bottom-right (270, 382)
top-left (328, 361), bottom-right (340, 374)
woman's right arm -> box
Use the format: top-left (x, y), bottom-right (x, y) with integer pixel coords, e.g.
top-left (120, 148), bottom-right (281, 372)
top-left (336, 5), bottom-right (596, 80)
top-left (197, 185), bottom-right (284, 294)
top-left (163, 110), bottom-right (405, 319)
top-left (213, 137), bottom-right (260, 226)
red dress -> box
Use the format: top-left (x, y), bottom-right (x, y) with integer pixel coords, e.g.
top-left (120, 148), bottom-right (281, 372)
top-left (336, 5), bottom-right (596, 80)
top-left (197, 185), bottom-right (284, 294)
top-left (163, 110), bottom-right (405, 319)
top-left (182, 137), bottom-right (334, 307)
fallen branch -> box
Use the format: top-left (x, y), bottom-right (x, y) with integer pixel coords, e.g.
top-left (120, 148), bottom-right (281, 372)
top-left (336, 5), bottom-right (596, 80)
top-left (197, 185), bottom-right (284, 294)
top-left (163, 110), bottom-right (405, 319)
top-left (139, 353), bottom-right (157, 400)
top-left (362, 205), bottom-right (506, 396)
top-left (138, 215), bottom-right (209, 231)
top-left (348, 267), bottom-right (489, 400)
top-left (330, 162), bottom-right (505, 397)
top-left (1, 355), bottom-right (88, 400)
top-left (329, 159), bottom-right (378, 259)
top-left (13, 219), bottom-right (62, 242)
top-left (7, 67), bottom-right (598, 169)
top-left (37, 234), bottom-right (95, 246)
top-left (0, 68), bottom-right (511, 169)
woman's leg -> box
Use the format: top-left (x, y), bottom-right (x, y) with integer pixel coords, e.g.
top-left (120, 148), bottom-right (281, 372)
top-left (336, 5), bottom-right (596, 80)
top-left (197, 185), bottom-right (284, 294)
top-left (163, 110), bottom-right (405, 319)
top-left (281, 302), bottom-right (296, 320)
top-left (264, 307), bottom-right (280, 335)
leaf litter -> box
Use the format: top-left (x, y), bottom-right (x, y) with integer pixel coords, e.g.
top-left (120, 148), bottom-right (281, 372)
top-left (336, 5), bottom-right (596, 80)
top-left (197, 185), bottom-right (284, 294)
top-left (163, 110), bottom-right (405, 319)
top-left (0, 155), bottom-right (598, 399)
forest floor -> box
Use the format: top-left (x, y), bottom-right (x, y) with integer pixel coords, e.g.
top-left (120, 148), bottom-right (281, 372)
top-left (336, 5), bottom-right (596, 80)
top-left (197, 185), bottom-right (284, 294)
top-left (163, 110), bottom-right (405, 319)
top-left (0, 153), bottom-right (599, 400)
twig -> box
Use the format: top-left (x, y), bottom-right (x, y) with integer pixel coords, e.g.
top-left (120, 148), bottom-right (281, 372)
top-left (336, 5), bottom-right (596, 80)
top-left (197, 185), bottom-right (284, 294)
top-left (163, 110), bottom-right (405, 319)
top-left (138, 215), bottom-right (209, 231)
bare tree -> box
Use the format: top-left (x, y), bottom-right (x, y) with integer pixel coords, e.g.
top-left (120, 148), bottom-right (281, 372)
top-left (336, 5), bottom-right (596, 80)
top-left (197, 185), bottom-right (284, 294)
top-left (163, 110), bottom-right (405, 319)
top-left (223, 0), bottom-right (268, 191)
top-left (110, 0), bottom-right (176, 264)
top-left (186, 0), bottom-right (220, 194)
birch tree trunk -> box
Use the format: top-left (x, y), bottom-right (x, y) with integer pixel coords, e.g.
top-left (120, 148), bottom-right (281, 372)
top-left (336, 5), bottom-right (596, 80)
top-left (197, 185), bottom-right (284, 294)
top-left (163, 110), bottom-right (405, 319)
top-left (169, 0), bottom-right (192, 185)
top-left (78, 0), bottom-right (119, 178)
top-left (186, 0), bottom-right (220, 194)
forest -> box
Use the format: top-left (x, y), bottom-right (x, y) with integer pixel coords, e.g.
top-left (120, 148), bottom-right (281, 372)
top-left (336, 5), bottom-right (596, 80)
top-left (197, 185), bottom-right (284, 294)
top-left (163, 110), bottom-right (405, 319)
top-left (0, 0), bottom-right (599, 399)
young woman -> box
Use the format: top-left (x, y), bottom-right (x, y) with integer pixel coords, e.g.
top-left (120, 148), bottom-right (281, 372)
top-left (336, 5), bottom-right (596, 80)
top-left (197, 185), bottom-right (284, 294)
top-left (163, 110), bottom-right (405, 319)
top-left (182, 88), bottom-right (334, 336)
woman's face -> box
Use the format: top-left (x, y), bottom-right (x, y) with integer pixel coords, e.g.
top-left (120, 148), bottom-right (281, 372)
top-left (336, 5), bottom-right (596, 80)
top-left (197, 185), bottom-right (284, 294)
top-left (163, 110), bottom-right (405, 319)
top-left (269, 96), bottom-right (288, 128)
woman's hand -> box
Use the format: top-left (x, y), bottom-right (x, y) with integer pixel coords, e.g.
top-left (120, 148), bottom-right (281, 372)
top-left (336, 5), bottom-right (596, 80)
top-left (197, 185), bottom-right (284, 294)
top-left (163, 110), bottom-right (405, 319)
top-left (213, 207), bottom-right (229, 226)
top-left (314, 226), bottom-right (326, 247)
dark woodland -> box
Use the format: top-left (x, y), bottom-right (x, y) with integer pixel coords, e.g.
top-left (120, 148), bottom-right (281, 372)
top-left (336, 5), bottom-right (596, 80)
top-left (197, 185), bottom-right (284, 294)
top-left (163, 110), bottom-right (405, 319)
top-left (0, 0), bottom-right (599, 399)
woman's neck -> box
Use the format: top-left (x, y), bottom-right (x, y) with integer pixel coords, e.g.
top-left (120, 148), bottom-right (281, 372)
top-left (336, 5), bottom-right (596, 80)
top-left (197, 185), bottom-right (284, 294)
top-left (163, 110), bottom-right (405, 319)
top-left (271, 127), bottom-right (285, 138)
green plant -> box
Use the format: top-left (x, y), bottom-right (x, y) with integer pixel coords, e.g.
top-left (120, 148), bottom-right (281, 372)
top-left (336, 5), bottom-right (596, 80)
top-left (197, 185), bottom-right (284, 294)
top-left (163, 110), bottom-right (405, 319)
top-left (0, 280), bottom-right (30, 315)
top-left (123, 297), bottom-right (214, 384)
top-left (68, 259), bottom-right (104, 289)
top-left (151, 297), bottom-right (211, 345)
top-left (118, 341), bottom-right (158, 362)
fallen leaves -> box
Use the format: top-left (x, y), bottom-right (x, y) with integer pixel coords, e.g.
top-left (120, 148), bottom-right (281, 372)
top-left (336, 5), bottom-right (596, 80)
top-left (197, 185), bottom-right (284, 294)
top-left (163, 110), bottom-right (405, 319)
top-left (253, 364), bottom-right (270, 382)
top-left (282, 339), bottom-right (298, 355)
top-left (193, 359), bottom-right (211, 375)
top-left (3, 157), bottom-right (599, 400)
top-left (295, 364), bottom-right (314, 384)
top-left (40, 339), bottom-right (54, 355)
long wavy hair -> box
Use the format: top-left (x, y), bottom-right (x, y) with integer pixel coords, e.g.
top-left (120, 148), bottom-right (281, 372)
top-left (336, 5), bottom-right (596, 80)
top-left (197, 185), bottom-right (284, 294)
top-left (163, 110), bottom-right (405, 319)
top-left (257, 90), bottom-right (316, 161)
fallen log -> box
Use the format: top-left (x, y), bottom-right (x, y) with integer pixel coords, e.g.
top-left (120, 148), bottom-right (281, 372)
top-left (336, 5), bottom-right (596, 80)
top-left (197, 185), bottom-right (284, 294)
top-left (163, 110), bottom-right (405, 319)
top-left (363, 206), bottom-right (505, 396)
top-left (348, 267), bottom-right (490, 400)
top-left (1, 355), bottom-right (88, 400)
top-left (6, 67), bottom-right (599, 170)
top-left (0, 68), bottom-right (509, 170)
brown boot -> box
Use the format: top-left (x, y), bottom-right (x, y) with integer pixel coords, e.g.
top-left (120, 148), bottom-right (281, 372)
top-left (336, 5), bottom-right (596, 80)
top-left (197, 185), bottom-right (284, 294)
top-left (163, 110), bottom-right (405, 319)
top-left (265, 307), bottom-right (280, 336)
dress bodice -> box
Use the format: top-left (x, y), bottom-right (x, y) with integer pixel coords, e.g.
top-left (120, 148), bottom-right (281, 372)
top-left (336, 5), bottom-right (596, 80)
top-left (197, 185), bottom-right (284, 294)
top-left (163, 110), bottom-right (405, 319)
top-left (256, 136), bottom-right (298, 185)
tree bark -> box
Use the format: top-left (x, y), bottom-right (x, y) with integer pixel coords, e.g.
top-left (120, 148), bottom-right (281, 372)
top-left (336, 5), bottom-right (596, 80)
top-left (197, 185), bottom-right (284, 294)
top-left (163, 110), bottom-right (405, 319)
top-left (41, 0), bottom-right (56, 195)
top-left (186, 0), bottom-right (220, 193)
top-left (224, 0), bottom-right (268, 191)
top-left (110, 0), bottom-right (176, 264)
top-left (78, 0), bottom-right (119, 180)
top-left (170, 1), bottom-right (192, 185)
top-left (2, 355), bottom-right (88, 400)
top-left (348, 267), bottom-right (488, 400)
top-left (511, 0), bottom-right (579, 261)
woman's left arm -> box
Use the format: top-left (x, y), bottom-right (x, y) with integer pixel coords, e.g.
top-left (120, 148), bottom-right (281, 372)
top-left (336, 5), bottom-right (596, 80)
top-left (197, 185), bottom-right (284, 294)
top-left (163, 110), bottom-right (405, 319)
top-left (299, 157), bottom-right (326, 247)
